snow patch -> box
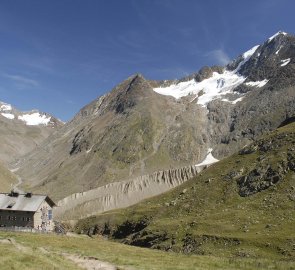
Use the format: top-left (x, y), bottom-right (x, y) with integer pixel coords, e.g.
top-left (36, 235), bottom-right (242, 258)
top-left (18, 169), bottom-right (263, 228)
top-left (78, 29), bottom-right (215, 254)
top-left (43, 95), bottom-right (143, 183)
top-left (1, 113), bottom-right (15, 120)
top-left (222, 96), bottom-right (244, 104)
top-left (242, 45), bottom-right (260, 59)
top-left (275, 46), bottom-right (283, 55)
top-left (86, 146), bottom-right (94, 154)
top-left (235, 45), bottom-right (259, 72)
top-left (245, 79), bottom-right (269, 88)
top-left (0, 103), bottom-right (12, 112)
top-left (280, 58), bottom-right (291, 67)
top-left (10, 167), bottom-right (19, 173)
top-left (268, 31), bottom-right (287, 42)
top-left (153, 70), bottom-right (246, 107)
top-left (195, 148), bottom-right (219, 167)
top-left (231, 97), bottom-right (244, 104)
top-left (18, 113), bottom-right (51, 126)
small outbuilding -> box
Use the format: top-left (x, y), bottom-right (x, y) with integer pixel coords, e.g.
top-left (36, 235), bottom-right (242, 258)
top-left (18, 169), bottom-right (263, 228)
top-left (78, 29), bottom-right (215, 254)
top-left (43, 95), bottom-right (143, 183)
top-left (0, 191), bottom-right (56, 231)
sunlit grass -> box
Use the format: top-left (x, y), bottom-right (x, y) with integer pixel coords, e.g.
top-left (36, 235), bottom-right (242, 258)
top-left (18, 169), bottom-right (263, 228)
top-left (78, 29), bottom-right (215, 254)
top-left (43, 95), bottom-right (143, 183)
top-left (0, 231), bottom-right (294, 270)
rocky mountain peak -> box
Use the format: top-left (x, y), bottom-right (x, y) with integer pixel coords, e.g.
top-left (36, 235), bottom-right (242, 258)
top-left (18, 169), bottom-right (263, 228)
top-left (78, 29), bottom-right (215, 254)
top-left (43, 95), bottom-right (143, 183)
top-left (104, 73), bottom-right (153, 114)
top-left (267, 31), bottom-right (288, 42)
top-left (74, 73), bottom-right (152, 120)
top-left (237, 32), bottom-right (295, 83)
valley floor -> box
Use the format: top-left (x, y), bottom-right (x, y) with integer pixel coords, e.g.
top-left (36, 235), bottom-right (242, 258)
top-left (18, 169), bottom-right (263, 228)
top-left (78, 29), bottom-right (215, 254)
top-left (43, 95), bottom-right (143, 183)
top-left (0, 231), bottom-right (294, 270)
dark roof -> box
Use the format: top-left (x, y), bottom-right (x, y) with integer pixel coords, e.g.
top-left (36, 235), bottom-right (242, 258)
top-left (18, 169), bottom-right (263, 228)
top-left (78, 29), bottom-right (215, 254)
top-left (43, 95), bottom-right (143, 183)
top-left (0, 192), bottom-right (56, 212)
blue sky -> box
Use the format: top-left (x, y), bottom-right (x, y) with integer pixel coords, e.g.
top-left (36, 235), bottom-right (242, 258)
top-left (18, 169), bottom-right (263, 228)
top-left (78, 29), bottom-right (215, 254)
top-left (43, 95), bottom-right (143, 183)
top-left (0, 0), bottom-right (294, 121)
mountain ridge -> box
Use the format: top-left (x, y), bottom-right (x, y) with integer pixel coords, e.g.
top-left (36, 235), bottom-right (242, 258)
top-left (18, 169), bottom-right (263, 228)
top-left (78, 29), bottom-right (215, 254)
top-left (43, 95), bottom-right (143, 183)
top-left (0, 101), bottom-right (64, 165)
top-left (10, 31), bottom-right (295, 219)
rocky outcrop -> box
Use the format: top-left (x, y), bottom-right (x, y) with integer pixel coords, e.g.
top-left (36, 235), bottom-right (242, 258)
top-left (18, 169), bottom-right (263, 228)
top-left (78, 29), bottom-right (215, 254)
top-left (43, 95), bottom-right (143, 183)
top-left (233, 128), bottom-right (295, 196)
top-left (55, 165), bottom-right (202, 220)
top-left (237, 166), bottom-right (283, 197)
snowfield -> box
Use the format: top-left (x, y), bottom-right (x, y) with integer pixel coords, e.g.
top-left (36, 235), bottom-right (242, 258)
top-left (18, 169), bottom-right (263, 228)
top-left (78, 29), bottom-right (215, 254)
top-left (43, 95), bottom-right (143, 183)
top-left (153, 71), bottom-right (247, 107)
top-left (153, 44), bottom-right (262, 106)
top-left (1, 113), bottom-right (15, 120)
top-left (18, 112), bottom-right (51, 126)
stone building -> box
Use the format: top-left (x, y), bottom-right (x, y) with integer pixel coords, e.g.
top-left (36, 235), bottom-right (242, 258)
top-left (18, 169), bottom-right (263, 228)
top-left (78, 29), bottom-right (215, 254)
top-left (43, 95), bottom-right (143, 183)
top-left (0, 191), bottom-right (56, 231)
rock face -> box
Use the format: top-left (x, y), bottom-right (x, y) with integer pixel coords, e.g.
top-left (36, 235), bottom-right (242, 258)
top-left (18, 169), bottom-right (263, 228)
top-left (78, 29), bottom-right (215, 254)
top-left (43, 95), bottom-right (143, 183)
top-left (12, 31), bottom-right (295, 219)
top-left (55, 165), bottom-right (202, 220)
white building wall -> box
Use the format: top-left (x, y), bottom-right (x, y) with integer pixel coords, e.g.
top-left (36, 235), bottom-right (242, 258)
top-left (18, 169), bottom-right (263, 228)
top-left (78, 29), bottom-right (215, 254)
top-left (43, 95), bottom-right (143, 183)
top-left (33, 200), bottom-right (54, 231)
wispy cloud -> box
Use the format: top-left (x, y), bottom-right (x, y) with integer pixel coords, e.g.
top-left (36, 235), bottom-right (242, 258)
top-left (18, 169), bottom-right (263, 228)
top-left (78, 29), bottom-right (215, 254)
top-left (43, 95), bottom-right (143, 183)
top-left (152, 66), bottom-right (192, 79)
top-left (2, 73), bottom-right (39, 88)
top-left (65, 99), bottom-right (75, 105)
top-left (206, 49), bottom-right (230, 65)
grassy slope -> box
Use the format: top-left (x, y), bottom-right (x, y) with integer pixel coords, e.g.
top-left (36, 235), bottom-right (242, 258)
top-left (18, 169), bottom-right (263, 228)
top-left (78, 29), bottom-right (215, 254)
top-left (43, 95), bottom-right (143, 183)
top-left (0, 231), bottom-right (294, 270)
top-left (76, 122), bottom-right (295, 261)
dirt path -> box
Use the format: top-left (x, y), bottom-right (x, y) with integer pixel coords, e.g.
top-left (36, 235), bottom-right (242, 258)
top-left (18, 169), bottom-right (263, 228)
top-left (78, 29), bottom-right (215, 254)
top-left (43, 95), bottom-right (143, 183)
top-left (14, 175), bottom-right (24, 192)
top-left (63, 253), bottom-right (117, 270)
top-left (3, 237), bottom-right (29, 252)
top-left (0, 237), bottom-right (118, 270)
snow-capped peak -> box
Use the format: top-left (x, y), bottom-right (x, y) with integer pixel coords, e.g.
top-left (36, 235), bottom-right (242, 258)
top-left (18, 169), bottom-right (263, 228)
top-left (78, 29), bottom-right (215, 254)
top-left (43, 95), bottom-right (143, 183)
top-left (0, 100), bottom-right (55, 126)
top-left (268, 31), bottom-right (287, 42)
top-left (18, 112), bottom-right (51, 126)
top-left (0, 102), bottom-right (15, 120)
top-left (0, 102), bottom-right (12, 112)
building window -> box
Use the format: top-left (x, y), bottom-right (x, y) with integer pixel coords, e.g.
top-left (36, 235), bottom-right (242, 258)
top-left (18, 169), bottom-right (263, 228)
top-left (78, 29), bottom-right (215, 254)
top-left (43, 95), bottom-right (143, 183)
top-left (27, 217), bottom-right (30, 222)
top-left (7, 216), bottom-right (11, 220)
top-left (48, 210), bottom-right (52, 220)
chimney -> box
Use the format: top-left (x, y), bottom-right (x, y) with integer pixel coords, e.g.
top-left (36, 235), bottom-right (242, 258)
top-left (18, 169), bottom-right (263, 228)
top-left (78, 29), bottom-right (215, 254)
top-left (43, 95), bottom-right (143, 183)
top-left (25, 192), bottom-right (32, 198)
top-left (9, 190), bottom-right (19, 197)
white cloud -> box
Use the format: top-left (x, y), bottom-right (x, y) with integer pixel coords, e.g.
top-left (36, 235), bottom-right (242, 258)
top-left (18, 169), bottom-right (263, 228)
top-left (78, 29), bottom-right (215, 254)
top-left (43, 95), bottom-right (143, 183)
top-left (2, 74), bottom-right (39, 88)
top-left (206, 49), bottom-right (230, 65)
